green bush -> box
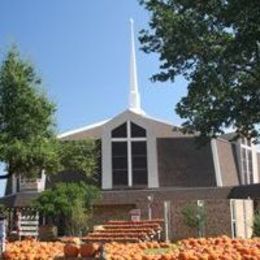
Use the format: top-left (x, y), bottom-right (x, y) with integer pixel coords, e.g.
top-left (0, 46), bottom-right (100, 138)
top-left (253, 211), bottom-right (260, 237)
top-left (181, 202), bottom-right (206, 237)
top-left (33, 182), bottom-right (100, 236)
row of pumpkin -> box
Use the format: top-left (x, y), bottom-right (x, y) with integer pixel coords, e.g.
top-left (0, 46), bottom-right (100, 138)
top-left (104, 236), bottom-right (260, 260)
top-left (2, 239), bottom-right (101, 259)
top-left (2, 235), bottom-right (260, 259)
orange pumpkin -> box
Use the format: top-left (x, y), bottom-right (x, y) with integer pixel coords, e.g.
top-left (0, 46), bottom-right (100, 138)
top-left (2, 251), bottom-right (16, 260)
top-left (80, 242), bottom-right (100, 257)
top-left (64, 243), bottom-right (79, 257)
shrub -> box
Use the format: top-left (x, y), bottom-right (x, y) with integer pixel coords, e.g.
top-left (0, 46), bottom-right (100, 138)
top-left (181, 202), bottom-right (206, 237)
top-left (253, 211), bottom-right (260, 237)
top-left (33, 182), bottom-right (100, 236)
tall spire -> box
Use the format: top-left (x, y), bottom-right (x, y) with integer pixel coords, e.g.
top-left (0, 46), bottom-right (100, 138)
top-left (129, 18), bottom-right (142, 114)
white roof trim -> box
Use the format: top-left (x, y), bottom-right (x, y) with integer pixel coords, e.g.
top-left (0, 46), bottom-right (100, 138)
top-left (58, 119), bottom-right (109, 139)
top-left (58, 109), bottom-right (180, 140)
top-left (119, 109), bottom-right (179, 128)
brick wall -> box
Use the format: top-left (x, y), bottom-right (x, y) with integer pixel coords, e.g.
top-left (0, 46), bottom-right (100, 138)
top-left (157, 138), bottom-right (216, 187)
top-left (89, 204), bottom-right (136, 228)
top-left (90, 198), bottom-right (234, 240)
top-left (89, 189), bottom-right (244, 240)
top-left (205, 200), bottom-right (232, 237)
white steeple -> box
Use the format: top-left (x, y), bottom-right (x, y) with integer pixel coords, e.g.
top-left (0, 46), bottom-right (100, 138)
top-left (129, 18), bottom-right (143, 114)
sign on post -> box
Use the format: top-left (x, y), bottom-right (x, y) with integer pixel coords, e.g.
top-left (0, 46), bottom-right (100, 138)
top-left (196, 200), bottom-right (205, 237)
top-left (147, 195), bottom-right (154, 220)
top-left (129, 209), bottom-right (141, 221)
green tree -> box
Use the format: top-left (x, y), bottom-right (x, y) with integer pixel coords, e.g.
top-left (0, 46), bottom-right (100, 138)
top-left (253, 211), bottom-right (260, 237)
top-left (0, 47), bottom-right (99, 180)
top-left (33, 182), bottom-right (101, 236)
top-left (67, 198), bottom-right (90, 236)
top-left (181, 202), bottom-right (206, 237)
top-left (0, 47), bottom-right (57, 178)
top-left (139, 0), bottom-right (260, 141)
top-left (0, 204), bottom-right (7, 218)
top-left (58, 140), bottom-right (99, 180)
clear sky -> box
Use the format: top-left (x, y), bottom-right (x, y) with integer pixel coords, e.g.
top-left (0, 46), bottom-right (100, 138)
top-left (0, 1), bottom-right (188, 195)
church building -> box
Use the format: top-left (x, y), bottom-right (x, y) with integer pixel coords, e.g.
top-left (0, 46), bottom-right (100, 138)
top-left (58, 19), bottom-right (260, 190)
top-left (1, 20), bottom-right (260, 240)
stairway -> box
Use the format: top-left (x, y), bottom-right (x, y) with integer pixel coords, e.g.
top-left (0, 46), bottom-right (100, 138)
top-left (82, 219), bottom-right (163, 243)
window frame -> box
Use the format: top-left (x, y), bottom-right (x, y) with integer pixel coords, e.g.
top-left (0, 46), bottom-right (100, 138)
top-left (111, 141), bottom-right (128, 186)
top-left (111, 122), bottom-right (127, 138)
top-left (240, 138), bottom-right (254, 185)
top-left (111, 120), bottom-right (147, 187)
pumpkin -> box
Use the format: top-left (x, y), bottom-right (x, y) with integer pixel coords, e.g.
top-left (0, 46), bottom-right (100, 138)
top-left (64, 243), bottom-right (79, 257)
top-left (80, 242), bottom-right (100, 257)
top-left (2, 251), bottom-right (16, 260)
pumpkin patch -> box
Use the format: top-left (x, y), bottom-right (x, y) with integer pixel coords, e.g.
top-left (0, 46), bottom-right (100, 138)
top-left (2, 235), bottom-right (260, 259)
top-left (3, 240), bottom-right (64, 259)
top-left (103, 236), bottom-right (260, 260)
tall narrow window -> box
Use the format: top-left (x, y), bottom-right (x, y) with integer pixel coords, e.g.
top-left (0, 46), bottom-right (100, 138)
top-left (132, 141), bottom-right (148, 185)
top-left (112, 142), bottom-right (128, 186)
top-left (111, 121), bottom-right (148, 187)
top-left (241, 138), bottom-right (254, 184)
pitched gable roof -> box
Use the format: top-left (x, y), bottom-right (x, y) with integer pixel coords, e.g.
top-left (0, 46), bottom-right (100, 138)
top-left (58, 109), bottom-right (192, 140)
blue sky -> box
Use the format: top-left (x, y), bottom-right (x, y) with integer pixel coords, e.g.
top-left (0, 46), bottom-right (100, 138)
top-left (0, 1), bottom-right (188, 195)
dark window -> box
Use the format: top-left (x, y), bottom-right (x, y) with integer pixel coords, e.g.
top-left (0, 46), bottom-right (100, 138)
top-left (112, 157), bottom-right (128, 169)
top-left (242, 160), bottom-right (247, 175)
top-left (248, 151), bottom-right (253, 170)
top-left (113, 170), bottom-right (128, 186)
top-left (112, 142), bottom-right (128, 186)
top-left (112, 123), bottom-right (127, 138)
top-left (248, 150), bottom-right (253, 183)
top-left (132, 141), bottom-right (147, 155)
top-left (112, 142), bottom-right (127, 156)
top-left (241, 147), bottom-right (254, 184)
top-left (131, 122), bottom-right (146, 137)
top-left (131, 141), bottom-right (147, 185)
top-left (242, 148), bottom-right (246, 159)
top-left (133, 169), bottom-right (147, 185)
top-left (132, 157), bottom-right (147, 169)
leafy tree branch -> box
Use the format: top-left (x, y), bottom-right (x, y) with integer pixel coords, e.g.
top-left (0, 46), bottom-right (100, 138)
top-left (139, 0), bottom-right (260, 141)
